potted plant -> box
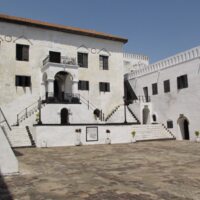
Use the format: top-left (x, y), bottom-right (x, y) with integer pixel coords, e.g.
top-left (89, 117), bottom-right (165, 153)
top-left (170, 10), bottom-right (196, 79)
top-left (75, 129), bottom-right (82, 146)
top-left (131, 130), bottom-right (136, 143)
top-left (105, 129), bottom-right (111, 144)
top-left (195, 131), bottom-right (200, 142)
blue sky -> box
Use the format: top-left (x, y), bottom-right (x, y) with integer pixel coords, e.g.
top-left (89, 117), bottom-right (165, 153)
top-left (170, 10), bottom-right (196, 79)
top-left (0, 0), bottom-right (200, 63)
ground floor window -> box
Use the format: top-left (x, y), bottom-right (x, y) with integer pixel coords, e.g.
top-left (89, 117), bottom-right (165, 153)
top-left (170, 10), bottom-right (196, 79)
top-left (15, 75), bottom-right (31, 87)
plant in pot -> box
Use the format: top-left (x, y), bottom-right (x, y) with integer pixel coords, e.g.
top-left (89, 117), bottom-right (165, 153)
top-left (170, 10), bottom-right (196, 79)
top-left (195, 131), bottom-right (200, 142)
top-left (75, 129), bottom-right (82, 146)
top-left (105, 129), bottom-right (111, 144)
top-left (131, 130), bottom-right (136, 143)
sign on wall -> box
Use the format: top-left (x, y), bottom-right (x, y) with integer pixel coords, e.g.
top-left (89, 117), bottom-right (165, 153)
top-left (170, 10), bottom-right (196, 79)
top-left (86, 127), bottom-right (98, 142)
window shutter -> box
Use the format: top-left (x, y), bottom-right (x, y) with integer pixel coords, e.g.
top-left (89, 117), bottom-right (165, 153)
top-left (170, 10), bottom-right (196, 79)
top-left (106, 83), bottom-right (110, 92)
top-left (78, 53), bottom-right (83, 67)
top-left (15, 76), bottom-right (20, 86)
top-left (184, 75), bottom-right (188, 88)
top-left (83, 54), bottom-right (88, 67)
top-left (103, 56), bottom-right (108, 70)
top-left (86, 81), bottom-right (89, 90)
top-left (25, 76), bottom-right (31, 87)
top-left (16, 45), bottom-right (22, 60)
top-left (23, 45), bottom-right (29, 61)
top-left (99, 56), bottom-right (103, 69)
top-left (99, 82), bottom-right (103, 91)
top-left (78, 81), bottom-right (82, 90)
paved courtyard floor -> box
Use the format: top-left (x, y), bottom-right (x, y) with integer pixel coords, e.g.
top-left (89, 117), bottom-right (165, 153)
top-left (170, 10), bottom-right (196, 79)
top-left (1, 141), bottom-right (200, 200)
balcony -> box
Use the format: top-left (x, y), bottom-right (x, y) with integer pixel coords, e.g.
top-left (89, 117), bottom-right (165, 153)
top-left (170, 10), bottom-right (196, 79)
top-left (43, 55), bottom-right (77, 66)
top-left (44, 92), bottom-right (80, 104)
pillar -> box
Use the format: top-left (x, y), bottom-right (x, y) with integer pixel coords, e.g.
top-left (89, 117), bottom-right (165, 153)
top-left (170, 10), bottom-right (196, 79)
top-left (72, 80), bottom-right (78, 94)
top-left (47, 79), bottom-right (54, 97)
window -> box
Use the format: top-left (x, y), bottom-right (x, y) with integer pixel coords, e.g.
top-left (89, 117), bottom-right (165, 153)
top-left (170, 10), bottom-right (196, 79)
top-left (164, 80), bottom-right (170, 93)
top-left (152, 83), bottom-right (158, 95)
top-left (78, 80), bottom-right (89, 90)
top-left (167, 120), bottom-right (173, 129)
top-left (78, 52), bottom-right (88, 68)
top-left (15, 76), bottom-right (31, 87)
top-left (49, 51), bottom-right (61, 63)
top-left (99, 82), bottom-right (110, 92)
top-left (99, 55), bottom-right (109, 70)
top-left (177, 74), bottom-right (188, 89)
top-left (16, 44), bottom-right (29, 61)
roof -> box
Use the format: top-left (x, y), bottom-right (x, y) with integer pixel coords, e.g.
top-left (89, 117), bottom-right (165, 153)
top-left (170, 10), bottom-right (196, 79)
top-left (0, 13), bottom-right (128, 43)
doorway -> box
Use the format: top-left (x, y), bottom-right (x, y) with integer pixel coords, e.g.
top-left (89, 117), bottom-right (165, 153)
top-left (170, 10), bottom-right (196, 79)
top-left (178, 115), bottom-right (190, 140)
top-left (61, 108), bottom-right (69, 124)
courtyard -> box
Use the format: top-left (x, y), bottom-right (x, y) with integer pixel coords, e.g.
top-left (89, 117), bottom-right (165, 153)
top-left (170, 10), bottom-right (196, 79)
top-left (1, 141), bottom-right (200, 200)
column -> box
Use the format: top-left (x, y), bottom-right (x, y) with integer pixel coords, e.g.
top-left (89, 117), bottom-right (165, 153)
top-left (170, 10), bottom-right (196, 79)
top-left (47, 79), bottom-right (54, 97)
top-left (72, 80), bottom-right (78, 94)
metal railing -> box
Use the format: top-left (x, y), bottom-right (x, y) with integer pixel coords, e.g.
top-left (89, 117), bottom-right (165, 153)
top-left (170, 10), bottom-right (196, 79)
top-left (43, 55), bottom-right (77, 66)
top-left (0, 107), bottom-right (11, 131)
top-left (132, 96), bottom-right (151, 103)
top-left (45, 92), bottom-right (80, 104)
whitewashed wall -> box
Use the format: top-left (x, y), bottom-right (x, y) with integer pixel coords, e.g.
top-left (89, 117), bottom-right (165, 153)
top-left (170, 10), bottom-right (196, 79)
top-left (0, 21), bottom-right (125, 124)
top-left (128, 47), bottom-right (200, 141)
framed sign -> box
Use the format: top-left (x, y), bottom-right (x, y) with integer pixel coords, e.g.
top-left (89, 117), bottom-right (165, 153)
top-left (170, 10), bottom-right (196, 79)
top-left (86, 127), bottom-right (98, 142)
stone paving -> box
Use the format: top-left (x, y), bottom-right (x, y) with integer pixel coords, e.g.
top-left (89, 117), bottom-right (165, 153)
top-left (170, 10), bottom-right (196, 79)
top-left (1, 141), bottom-right (200, 200)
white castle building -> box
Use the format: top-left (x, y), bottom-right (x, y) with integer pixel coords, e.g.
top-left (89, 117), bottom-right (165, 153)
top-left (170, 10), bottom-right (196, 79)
top-left (0, 14), bottom-right (199, 174)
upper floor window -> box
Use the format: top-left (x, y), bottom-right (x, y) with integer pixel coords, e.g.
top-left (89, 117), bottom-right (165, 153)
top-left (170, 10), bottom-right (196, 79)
top-left (99, 55), bottom-right (109, 70)
top-left (15, 75), bottom-right (31, 87)
top-left (164, 80), bottom-right (170, 93)
top-left (167, 120), bottom-right (173, 129)
top-left (99, 82), bottom-right (110, 92)
top-left (177, 74), bottom-right (188, 89)
top-left (16, 44), bottom-right (29, 61)
top-left (49, 51), bottom-right (61, 63)
top-left (152, 83), bottom-right (158, 95)
top-left (78, 52), bottom-right (88, 68)
top-left (78, 80), bottom-right (89, 90)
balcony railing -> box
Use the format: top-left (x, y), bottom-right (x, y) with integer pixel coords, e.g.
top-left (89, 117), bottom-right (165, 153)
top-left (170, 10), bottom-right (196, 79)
top-left (43, 55), bottom-right (77, 66)
top-left (44, 92), bottom-right (80, 104)
top-left (132, 96), bottom-right (151, 103)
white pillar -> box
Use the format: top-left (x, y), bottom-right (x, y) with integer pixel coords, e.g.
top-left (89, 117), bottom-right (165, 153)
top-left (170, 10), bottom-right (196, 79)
top-left (72, 81), bottom-right (78, 94)
top-left (47, 79), bottom-right (54, 97)
top-left (41, 82), bottom-right (46, 100)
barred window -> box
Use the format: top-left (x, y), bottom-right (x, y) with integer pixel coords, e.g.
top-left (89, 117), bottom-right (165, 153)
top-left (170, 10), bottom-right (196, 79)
top-left (15, 76), bottom-right (31, 87)
top-left (16, 44), bottom-right (29, 61)
top-left (99, 55), bottom-right (109, 70)
top-left (177, 75), bottom-right (188, 89)
top-left (78, 53), bottom-right (88, 68)
top-left (99, 82), bottom-right (110, 92)
top-left (78, 80), bottom-right (89, 90)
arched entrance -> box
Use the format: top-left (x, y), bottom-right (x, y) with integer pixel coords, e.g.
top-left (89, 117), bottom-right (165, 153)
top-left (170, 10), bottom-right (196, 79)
top-left (177, 115), bottom-right (190, 140)
top-left (142, 105), bottom-right (150, 124)
top-left (61, 108), bottom-right (69, 124)
top-left (54, 71), bottom-right (73, 102)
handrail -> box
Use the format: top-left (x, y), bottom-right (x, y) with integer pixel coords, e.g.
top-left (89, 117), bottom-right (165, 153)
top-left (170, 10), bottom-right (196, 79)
top-left (133, 96), bottom-right (151, 103)
top-left (80, 95), bottom-right (96, 110)
top-left (0, 107), bottom-right (11, 131)
top-left (16, 97), bottom-right (44, 125)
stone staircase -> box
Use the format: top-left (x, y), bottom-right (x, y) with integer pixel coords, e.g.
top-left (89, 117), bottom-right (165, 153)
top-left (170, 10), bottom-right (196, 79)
top-left (134, 124), bottom-right (175, 141)
top-left (3, 126), bottom-right (35, 148)
top-left (105, 105), bottom-right (139, 123)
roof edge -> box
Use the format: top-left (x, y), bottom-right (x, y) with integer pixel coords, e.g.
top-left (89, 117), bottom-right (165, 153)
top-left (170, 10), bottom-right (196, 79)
top-left (0, 13), bottom-right (128, 43)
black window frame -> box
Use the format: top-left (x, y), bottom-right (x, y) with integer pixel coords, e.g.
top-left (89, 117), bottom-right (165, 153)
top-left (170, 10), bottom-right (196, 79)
top-left (99, 82), bottom-right (110, 92)
top-left (177, 74), bottom-right (188, 90)
top-left (16, 44), bottom-right (29, 61)
top-left (99, 55), bottom-right (109, 70)
top-left (164, 79), bottom-right (170, 93)
top-left (78, 80), bottom-right (89, 91)
top-left (15, 75), bottom-right (31, 87)
top-left (167, 120), bottom-right (173, 129)
top-left (78, 52), bottom-right (88, 68)
top-left (152, 83), bottom-right (158, 95)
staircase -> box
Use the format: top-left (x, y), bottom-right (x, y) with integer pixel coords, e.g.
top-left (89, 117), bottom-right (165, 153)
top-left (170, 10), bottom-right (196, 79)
top-left (4, 126), bottom-right (35, 148)
top-left (105, 105), bottom-right (139, 124)
top-left (134, 124), bottom-right (175, 141)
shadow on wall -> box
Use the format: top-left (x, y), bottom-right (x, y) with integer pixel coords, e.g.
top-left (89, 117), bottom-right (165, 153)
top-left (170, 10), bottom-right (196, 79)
top-left (0, 173), bottom-right (13, 200)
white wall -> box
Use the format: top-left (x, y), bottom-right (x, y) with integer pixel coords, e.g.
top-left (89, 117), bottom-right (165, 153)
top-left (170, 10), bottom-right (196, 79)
top-left (0, 21), bottom-right (125, 123)
top-left (0, 127), bottom-right (18, 175)
top-left (128, 47), bottom-right (200, 140)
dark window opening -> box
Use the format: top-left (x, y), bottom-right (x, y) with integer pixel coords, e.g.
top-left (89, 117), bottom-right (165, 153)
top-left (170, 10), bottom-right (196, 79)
top-left (164, 80), bottom-right (170, 93)
top-left (99, 55), bottom-right (109, 70)
top-left (16, 44), bottom-right (29, 61)
top-left (152, 83), bottom-right (158, 95)
top-left (167, 120), bottom-right (173, 129)
top-left (15, 75), bottom-right (31, 87)
top-left (78, 80), bottom-right (89, 90)
top-left (49, 51), bottom-right (61, 63)
top-left (78, 52), bottom-right (88, 68)
top-left (177, 74), bottom-right (188, 89)
top-left (99, 82), bottom-right (110, 92)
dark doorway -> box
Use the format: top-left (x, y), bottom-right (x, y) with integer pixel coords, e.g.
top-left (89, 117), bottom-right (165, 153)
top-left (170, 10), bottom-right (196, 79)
top-left (183, 120), bottom-right (190, 140)
top-left (61, 108), bottom-right (69, 124)
top-left (143, 87), bottom-right (149, 102)
top-left (49, 51), bottom-right (61, 63)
